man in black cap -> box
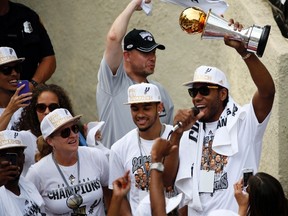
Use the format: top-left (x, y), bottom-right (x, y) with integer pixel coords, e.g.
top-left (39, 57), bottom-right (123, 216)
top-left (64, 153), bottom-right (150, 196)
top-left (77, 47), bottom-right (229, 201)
top-left (96, 0), bottom-right (174, 150)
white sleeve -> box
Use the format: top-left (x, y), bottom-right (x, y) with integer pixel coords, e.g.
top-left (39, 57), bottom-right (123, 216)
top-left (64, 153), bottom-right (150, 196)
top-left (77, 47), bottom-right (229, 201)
top-left (108, 148), bottom-right (125, 189)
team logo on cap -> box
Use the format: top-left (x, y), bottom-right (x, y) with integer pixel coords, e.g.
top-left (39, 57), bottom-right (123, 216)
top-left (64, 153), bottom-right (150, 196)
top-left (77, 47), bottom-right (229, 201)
top-left (139, 32), bottom-right (153, 41)
top-left (205, 67), bottom-right (212, 73)
top-left (144, 87), bottom-right (150, 94)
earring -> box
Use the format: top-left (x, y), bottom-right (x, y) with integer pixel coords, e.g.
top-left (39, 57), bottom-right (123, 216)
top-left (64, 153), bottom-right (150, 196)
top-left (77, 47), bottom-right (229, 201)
top-left (158, 111), bottom-right (161, 114)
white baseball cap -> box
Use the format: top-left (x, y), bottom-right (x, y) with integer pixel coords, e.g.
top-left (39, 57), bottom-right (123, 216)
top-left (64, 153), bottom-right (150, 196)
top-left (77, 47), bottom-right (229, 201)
top-left (124, 83), bottom-right (161, 105)
top-left (0, 130), bottom-right (27, 150)
top-left (183, 65), bottom-right (230, 89)
top-left (40, 108), bottom-right (82, 140)
top-left (0, 47), bottom-right (25, 66)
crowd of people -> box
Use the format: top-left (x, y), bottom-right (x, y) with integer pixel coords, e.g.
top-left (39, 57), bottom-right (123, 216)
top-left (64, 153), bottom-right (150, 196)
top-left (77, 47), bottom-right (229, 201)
top-left (0, 0), bottom-right (287, 216)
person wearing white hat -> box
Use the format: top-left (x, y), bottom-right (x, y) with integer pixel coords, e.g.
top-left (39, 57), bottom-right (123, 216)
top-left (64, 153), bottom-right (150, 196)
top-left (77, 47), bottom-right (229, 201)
top-left (163, 22), bottom-right (275, 215)
top-left (0, 46), bottom-right (32, 131)
top-left (0, 0), bottom-right (56, 88)
top-left (109, 83), bottom-right (174, 215)
top-left (96, 0), bottom-right (174, 150)
top-left (25, 108), bottom-right (110, 216)
top-left (0, 130), bottom-right (45, 216)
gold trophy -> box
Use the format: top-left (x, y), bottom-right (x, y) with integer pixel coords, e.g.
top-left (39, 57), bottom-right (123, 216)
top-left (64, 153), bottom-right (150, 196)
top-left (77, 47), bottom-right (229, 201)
top-left (179, 7), bottom-right (271, 57)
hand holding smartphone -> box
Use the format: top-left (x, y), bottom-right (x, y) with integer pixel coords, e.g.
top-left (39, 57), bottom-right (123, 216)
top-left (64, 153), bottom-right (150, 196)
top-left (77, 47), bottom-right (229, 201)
top-left (17, 80), bottom-right (30, 104)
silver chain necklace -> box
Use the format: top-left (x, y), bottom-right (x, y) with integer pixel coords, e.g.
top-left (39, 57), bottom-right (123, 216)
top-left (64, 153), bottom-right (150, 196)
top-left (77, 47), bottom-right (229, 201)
top-left (52, 152), bottom-right (83, 210)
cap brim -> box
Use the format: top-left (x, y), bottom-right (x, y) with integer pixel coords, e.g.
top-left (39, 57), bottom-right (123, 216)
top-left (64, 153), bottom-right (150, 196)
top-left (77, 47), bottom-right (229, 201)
top-left (46, 114), bottom-right (82, 139)
top-left (0, 58), bottom-right (25, 66)
top-left (182, 80), bottom-right (220, 87)
top-left (136, 43), bottom-right (165, 53)
top-left (123, 100), bottom-right (161, 105)
top-left (0, 144), bottom-right (27, 150)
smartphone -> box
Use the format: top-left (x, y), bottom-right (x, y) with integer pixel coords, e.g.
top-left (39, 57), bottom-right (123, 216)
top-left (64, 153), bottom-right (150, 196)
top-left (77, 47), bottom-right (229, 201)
top-left (17, 80), bottom-right (30, 104)
top-left (243, 168), bottom-right (254, 187)
top-left (5, 153), bottom-right (18, 165)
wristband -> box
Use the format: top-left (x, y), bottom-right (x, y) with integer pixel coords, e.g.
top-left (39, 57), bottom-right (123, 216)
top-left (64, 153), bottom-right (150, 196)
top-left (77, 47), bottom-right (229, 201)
top-left (150, 162), bottom-right (164, 172)
top-left (30, 79), bottom-right (39, 88)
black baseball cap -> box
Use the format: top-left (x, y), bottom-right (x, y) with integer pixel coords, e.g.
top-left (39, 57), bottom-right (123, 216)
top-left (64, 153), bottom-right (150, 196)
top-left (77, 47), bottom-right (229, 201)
top-left (124, 29), bottom-right (165, 52)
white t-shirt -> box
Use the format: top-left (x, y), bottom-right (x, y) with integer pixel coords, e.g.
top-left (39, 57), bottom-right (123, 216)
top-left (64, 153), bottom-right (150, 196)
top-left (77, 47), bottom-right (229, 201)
top-left (176, 102), bottom-right (271, 216)
top-left (0, 107), bottom-right (22, 130)
top-left (20, 131), bottom-right (37, 177)
top-left (26, 147), bottom-right (109, 216)
top-left (0, 176), bottom-right (45, 216)
top-left (109, 124), bottom-right (173, 216)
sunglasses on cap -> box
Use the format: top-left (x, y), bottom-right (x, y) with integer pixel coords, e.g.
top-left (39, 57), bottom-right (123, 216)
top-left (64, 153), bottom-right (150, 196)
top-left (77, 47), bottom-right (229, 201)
top-left (54, 125), bottom-right (79, 139)
top-left (35, 103), bottom-right (60, 113)
top-left (0, 64), bottom-right (22, 75)
top-left (188, 85), bottom-right (219, 98)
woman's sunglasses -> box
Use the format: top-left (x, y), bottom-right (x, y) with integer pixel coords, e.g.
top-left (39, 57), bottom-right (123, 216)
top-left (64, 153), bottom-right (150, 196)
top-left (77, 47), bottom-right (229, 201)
top-left (188, 85), bottom-right (219, 98)
top-left (35, 103), bottom-right (60, 113)
top-left (55, 125), bottom-right (79, 139)
top-left (0, 64), bottom-right (22, 75)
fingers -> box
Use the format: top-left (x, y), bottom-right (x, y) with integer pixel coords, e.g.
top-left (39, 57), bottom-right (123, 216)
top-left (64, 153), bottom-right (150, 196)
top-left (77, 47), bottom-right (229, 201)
top-left (151, 138), bottom-right (175, 160)
top-left (174, 108), bottom-right (203, 132)
top-left (228, 19), bottom-right (244, 31)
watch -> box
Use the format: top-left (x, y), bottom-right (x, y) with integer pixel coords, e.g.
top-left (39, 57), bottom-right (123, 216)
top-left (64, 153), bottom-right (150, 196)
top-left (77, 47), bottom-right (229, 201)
top-left (150, 162), bottom-right (164, 172)
top-left (30, 79), bottom-right (39, 88)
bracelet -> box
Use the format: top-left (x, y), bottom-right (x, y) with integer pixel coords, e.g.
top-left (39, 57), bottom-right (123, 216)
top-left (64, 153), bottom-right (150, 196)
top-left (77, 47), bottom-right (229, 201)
top-left (30, 79), bottom-right (39, 88)
top-left (150, 162), bottom-right (164, 172)
top-left (242, 52), bottom-right (252, 60)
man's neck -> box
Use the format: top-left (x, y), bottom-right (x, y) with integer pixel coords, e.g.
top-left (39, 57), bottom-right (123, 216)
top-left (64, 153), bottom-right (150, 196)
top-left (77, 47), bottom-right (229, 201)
top-left (138, 121), bottom-right (164, 140)
top-left (5, 180), bottom-right (20, 196)
top-left (126, 69), bottom-right (148, 83)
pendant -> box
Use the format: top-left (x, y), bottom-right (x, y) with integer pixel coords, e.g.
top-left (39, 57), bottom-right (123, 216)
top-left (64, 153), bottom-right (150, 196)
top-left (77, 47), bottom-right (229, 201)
top-left (69, 174), bottom-right (76, 185)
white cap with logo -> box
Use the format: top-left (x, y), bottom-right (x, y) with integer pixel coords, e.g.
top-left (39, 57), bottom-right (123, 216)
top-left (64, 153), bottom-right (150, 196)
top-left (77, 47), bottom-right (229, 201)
top-left (40, 108), bottom-right (82, 140)
top-left (0, 47), bottom-right (25, 66)
top-left (183, 65), bottom-right (230, 90)
top-left (124, 83), bottom-right (161, 105)
top-left (0, 130), bottom-right (27, 150)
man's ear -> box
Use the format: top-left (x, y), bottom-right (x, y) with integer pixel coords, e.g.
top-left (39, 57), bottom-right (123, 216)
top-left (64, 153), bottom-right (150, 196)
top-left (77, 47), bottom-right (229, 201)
top-left (157, 102), bottom-right (164, 114)
top-left (123, 51), bottom-right (131, 62)
top-left (220, 88), bottom-right (228, 102)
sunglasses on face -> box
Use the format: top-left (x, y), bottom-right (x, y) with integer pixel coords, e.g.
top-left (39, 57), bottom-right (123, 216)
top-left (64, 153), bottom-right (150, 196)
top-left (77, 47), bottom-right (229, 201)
top-left (188, 85), bottom-right (219, 98)
top-left (35, 103), bottom-right (60, 113)
top-left (55, 125), bottom-right (79, 139)
top-left (0, 64), bottom-right (22, 75)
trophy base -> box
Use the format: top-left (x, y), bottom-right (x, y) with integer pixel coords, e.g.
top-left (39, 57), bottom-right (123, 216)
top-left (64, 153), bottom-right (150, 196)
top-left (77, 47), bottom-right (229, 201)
top-left (257, 25), bottom-right (271, 57)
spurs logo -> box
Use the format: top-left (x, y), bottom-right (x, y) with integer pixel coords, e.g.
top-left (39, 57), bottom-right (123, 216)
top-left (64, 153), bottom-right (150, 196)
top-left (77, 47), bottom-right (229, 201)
top-left (144, 87), bottom-right (150, 94)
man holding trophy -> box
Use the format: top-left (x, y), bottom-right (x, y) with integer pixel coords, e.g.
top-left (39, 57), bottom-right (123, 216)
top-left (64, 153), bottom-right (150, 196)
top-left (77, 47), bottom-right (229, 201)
top-left (163, 14), bottom-right (275, 216)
